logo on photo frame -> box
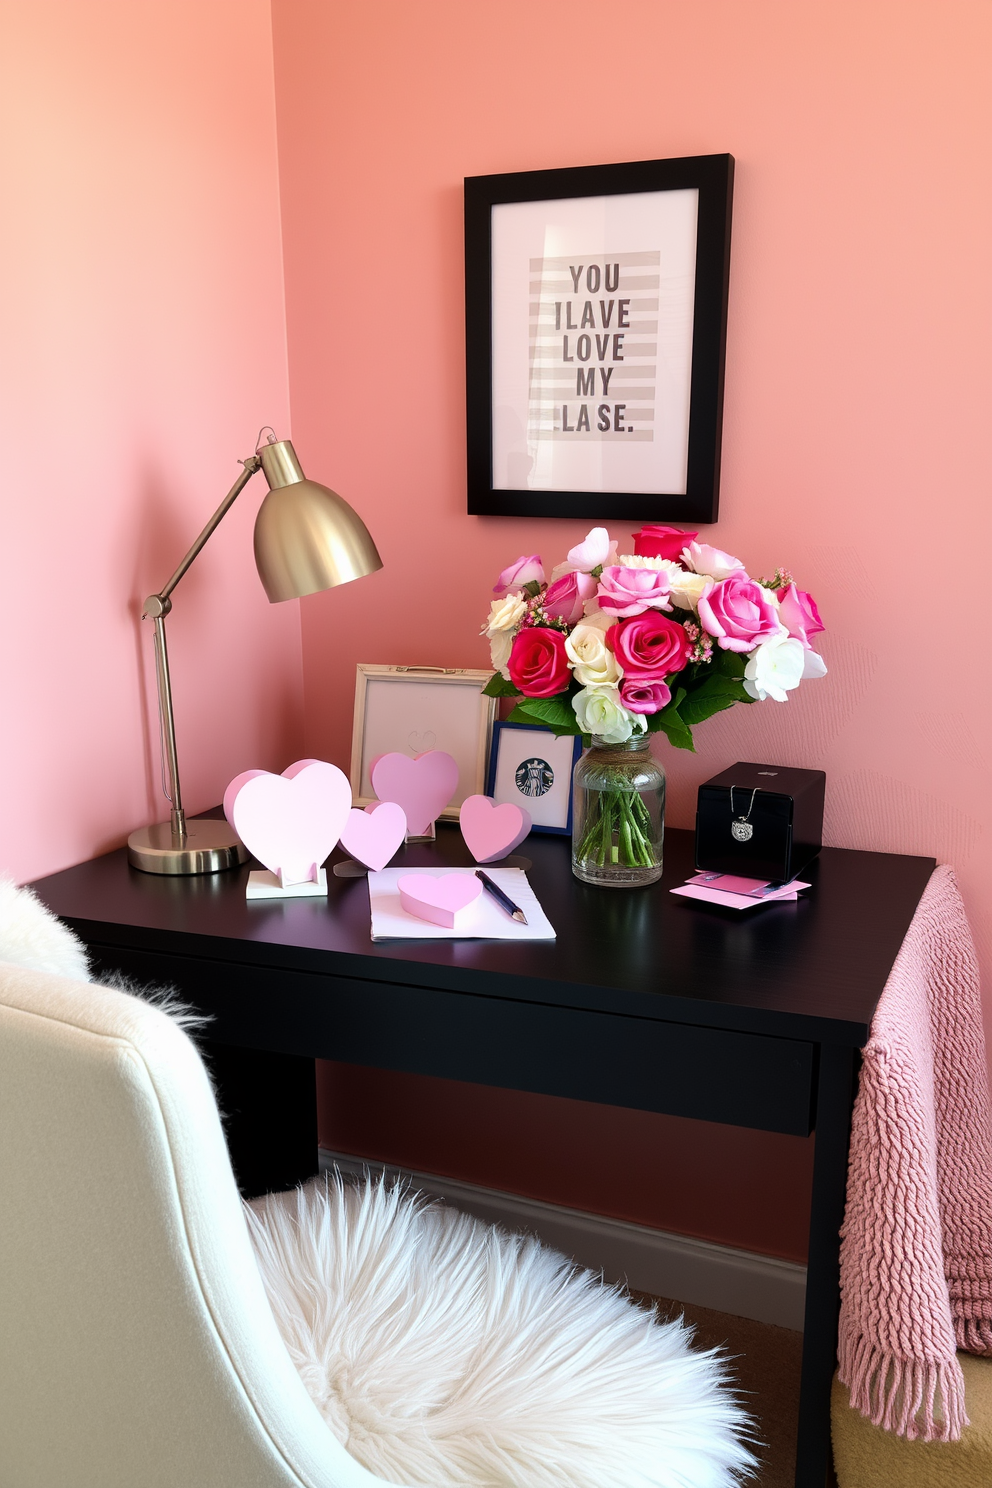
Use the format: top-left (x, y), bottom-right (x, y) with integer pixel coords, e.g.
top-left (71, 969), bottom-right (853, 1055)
top-left (515, 757), bottom-right (554, 798)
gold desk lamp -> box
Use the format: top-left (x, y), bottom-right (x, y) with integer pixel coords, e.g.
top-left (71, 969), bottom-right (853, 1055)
top-left (127, 432), bottom-right (382, 875)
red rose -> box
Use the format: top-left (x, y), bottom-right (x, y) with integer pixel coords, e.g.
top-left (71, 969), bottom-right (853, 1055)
top-left (609, 613), bottom-right (691, 680)
top-left (632, 524), bottom-right (698, 562)
top-left (507, 627), bottom-right (571, 697)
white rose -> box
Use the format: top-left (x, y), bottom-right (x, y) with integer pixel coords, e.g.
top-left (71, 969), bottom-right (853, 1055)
top-left (682, 541), bottom-right (746, 582)
top-left (566, 526), bottom-right (617, 573)
top-left (483, 593), bottom-right (527, 635)
top-left (565, 622), bottom-right (623, 687)
top-left (572, 686), bottom-right (645, 744)
top-left (615, 553), bottom-right (668, 570)
top-left (489, 629), bottom-right (514, 678)
top-left (743, 634), bottom-right (807, 702)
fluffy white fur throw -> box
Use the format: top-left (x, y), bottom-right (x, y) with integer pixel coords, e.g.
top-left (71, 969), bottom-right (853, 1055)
top-left (0, 877), bottom-right (206, 1034)
top-left (247, 1176), bottom-right (755, 1488)
top-left (0, 877), bottom-right (90, 980)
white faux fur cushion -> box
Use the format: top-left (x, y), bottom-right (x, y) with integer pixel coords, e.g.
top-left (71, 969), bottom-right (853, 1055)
top-left (0, 877), bottom-right (90, 981)
top-left (0, 877), bottom-right (206, 1036)
top-left (246, 1176), bottom-right (755, 1488)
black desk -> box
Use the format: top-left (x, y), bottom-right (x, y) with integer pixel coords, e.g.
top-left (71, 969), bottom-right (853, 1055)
top-left (32, 825), bottom-right (934, 1488)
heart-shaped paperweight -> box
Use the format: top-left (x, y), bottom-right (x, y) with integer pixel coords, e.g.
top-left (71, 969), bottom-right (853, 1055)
top-left (397, 872), bottom-right (483, 929)
top-left (225, 759), bottom-right (352, 886)
top-left (459, 794), bottom-right (532, 863)
top-left (370, 750), bottom-right (459, 836)
top-left (339, 801), bottom-right (407, 872)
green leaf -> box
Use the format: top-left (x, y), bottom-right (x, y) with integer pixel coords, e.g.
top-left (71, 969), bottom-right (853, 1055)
top-left (710, 647), bottom-right (747, 679)
top-left (507, 693), bottom-right (579, 735)
top-left (651, 703), bottom-right (695, 752)
top-left (481, 672), bottom-right (521, 699)
top-left (677, 673), bottom-right (744, 723)
top-left (522, 580), bottom-right (542, 598)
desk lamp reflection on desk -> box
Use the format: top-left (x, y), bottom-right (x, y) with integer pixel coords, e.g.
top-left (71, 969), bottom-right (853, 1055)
top-left (127, 431), bottom-right (382, 877)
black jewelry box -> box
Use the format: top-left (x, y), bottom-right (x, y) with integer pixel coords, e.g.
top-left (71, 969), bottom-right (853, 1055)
top-left (695, 762), bottom-right (825, 883)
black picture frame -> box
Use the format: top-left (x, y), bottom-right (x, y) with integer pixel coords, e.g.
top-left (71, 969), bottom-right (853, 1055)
top-left (465, 154), bottom-right (733, 524)
top-left (486, 720), bottom-right (583, 836)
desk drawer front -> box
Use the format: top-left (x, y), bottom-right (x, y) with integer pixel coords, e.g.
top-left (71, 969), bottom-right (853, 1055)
top-left (87, 944), bottom-right (815, 1136)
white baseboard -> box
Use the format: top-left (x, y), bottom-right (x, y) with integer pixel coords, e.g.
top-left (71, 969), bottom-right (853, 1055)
top-left (318, 1147), bottom-right (806, 1332)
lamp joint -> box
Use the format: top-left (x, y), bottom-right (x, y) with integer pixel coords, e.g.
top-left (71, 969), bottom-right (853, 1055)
top-left (143, 594), bottom-right (172, 620)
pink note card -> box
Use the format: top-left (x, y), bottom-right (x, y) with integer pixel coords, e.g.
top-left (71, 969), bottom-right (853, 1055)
top-left (672, 873), bottom-right (810, 911)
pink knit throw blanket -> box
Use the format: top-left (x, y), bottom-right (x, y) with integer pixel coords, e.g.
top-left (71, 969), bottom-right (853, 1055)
top-left (837, 865), bottom-right (992, 1440)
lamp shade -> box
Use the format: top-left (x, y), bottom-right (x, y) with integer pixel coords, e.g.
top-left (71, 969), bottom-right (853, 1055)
top-left (253, 438), bottom-right (382, 602)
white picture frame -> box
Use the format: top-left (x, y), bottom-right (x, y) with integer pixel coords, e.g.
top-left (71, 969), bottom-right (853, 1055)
top-left (350, 666), bottom-right (497, 820)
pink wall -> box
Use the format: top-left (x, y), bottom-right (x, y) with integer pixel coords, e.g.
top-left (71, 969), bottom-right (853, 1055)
top-left (272, 0), bottom-right (991, 1259)
top-left (0, 0), bottom-right (304, 885)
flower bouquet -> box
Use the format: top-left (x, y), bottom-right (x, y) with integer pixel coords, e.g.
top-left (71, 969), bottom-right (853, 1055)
top-left (481, 523), bottom-right (826, 885)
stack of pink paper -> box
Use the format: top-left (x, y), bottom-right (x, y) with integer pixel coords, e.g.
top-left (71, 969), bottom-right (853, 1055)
top-left (670, 871), bottom-right (810, 910)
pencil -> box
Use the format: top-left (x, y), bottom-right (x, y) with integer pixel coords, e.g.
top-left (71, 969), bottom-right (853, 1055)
top-left (475, 869), bottom-right (528, 924)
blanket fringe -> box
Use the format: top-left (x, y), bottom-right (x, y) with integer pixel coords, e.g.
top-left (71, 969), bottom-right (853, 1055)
top-left (837, 1332), bottom-right (968, 1442)
top-left (956, 1316), bottom-right (992, 1355)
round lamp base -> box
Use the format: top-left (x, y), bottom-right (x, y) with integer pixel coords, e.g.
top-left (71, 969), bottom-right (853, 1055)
top-left (127, 819), bottom-right (250, 876)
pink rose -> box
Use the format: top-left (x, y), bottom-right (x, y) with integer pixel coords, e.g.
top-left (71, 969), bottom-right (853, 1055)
top-left (620, 678), bottom-right (672, 714)
top-left (632, 524), bottom-right (698, 562)
top-left (608, 613), bottom-right (691, 679)
top-left (778, 583), bottom-right (824, 648)
top-left (697, 575), bottom-right (784, 653)
top-left (543, 570), bottom-right (597, 625)
top-left (597, 565), bottom-right (673, 618)
top-left (494, 554), bottom-right (545, 596)
top-left (682, 541), bottom-right (745, 582)
top-left (507, 627), bottom-right (571, 697)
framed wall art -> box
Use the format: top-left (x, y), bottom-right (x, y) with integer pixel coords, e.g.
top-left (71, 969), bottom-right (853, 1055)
top-left (350, 665), bottom-right (496, 819)
top-left (465, 153), bottom-right (733, 524)
top-left (486, 721), bottom-right (583, 836)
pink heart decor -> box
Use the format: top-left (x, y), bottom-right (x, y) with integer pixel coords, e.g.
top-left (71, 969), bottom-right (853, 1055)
top-left (339, 801), bottom-right (407, 872)
top-left (459, 795), bottom-right (532, 863)
top-left (370, 750), bottom-right (459, 836)
top-left (397, 872), bottom-right (483, 929)
top-left (225, 759), bottom-right (352, 886)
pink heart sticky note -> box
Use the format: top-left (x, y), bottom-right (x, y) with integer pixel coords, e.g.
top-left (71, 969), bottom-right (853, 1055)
top-left (459, 795), bottom-right (532, 863)
top-left (371, 750), bottom-right (459, 836)
top-left (398, 872), bottom-right (483, 928)
top-left (339, 801), bottom-right (407, 871)
top-left (225, 759), bottom-right (352, 885)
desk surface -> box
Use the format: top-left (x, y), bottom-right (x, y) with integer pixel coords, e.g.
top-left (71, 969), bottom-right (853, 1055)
top-left (32, 824), bottom-right (934, 1047)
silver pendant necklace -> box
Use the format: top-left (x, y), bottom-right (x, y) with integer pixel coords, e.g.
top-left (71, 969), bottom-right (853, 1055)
top-left (729, 786), bottom-right (758, 842)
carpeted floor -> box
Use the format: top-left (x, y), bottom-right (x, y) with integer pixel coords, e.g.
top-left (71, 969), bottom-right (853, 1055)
top-left (638, 1294), bottom-right (803, 1487)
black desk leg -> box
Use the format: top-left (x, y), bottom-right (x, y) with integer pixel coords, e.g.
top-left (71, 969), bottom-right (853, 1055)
top-left (795, 1043), bottom-right (858, 1488)
top-left (202, 1041), bottom-right (319, 1201)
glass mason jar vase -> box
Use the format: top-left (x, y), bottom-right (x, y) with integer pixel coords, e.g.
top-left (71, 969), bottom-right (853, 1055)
top-left (571, 734), bottom-right (666, 888)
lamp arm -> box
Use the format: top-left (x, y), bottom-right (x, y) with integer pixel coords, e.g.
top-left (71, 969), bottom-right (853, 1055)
top-left (140, 452), bottom-right (262, 844)
top-left (151, 453), bottom-right (262, 610)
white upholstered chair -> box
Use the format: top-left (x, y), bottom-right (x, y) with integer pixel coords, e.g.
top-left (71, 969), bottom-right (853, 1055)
top-left (0, 961), bottom-right (404, 1488)
top-left (0, 900), bottom-right (752, 1488)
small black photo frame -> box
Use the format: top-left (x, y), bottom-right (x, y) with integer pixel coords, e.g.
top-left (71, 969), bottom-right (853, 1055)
top-left (466, 153), bottom-right (733, 524)
top-left (486, 721), bottom-right (583, 836)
